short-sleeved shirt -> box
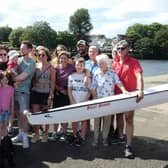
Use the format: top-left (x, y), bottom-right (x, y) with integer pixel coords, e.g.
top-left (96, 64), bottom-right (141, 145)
top-left (85, 60), bottom-right (99, 77)
top-left (56, 64), bottom-right (75, 91)
top-left (68, 72), bottom-right (90, 103)
top-left (16, 57), bottom-right (36, 94)
top-left (91, 68), bottom-right (122, 98)
top-left (0, 86), bottom-right (14, 111)
top-left (112, 56), bottom-right (143, 94)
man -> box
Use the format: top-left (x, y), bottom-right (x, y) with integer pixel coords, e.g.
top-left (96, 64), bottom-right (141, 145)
top-left (85, 45), bottom-right (99, 77)
top-left (112, 40), bottom-right (144, 159)
top-left (74, 40), bottom-right (89, 60)
top-left (12, 41), bottom-right (36, 149)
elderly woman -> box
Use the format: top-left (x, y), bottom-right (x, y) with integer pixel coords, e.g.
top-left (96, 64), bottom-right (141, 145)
top-left (30, 47), bottom-right (55, 143)
top-left (91, 54), bottom-right (127, 147)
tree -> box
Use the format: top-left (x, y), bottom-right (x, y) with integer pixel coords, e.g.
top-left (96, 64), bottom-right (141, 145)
top-left (9, 27), bottom-right (25, 48)
top-left (153, 27), bottom-right (168, 59)
top-left (134, 37), bottom-right (154, 59)
top-left (69, 8), bottom-right (93, 42)
top-left (21, 21), bottom-right (57, 49)
top-left (0, 25), bottom-right (12, 42)
top-left (56, 31), bottom-right (75, 51)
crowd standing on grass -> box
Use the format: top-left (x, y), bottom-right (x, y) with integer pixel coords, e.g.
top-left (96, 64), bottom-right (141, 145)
top-left (0, 39), bottom-right (144, 167)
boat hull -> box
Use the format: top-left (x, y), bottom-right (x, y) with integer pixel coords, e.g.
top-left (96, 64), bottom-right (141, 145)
top-left (27, 84), bottom-right (168, 125)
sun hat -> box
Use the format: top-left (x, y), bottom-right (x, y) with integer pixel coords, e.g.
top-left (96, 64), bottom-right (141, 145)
top-left (8, 50), bottom-right (19, 60)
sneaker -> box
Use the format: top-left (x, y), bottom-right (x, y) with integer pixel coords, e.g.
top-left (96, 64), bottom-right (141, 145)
top-left (22, 133), bottom-right (29, 149)
top-left (111, 135), bottom-right (125, 144)
top-left (124, 145), bottom-right (135, 159)
top-left (74, 136), bottom-right (83, 147)
top-left (11, 133), bottom-right (22, 143)
top-left (66, 135), bottom-right (75, 145)
top-left (92, 139), bottom-right (98, 147)
top-left (102, 138), bottom-right (109, 147)
top-left (41, 133), bottom-right (48, 143)
top-left (31, 134), bottom-right (40, 143)
top-left (59, 133), bottom-right (67, 142)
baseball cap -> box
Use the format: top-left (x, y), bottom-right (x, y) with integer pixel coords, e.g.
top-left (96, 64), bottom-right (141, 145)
top-left (8, 50), bottom-right (19, 60)
top-left (76, 40), bottom-right (87, 47)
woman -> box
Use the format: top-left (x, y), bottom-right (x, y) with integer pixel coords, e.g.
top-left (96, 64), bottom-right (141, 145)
top-left (0, 45), bottom-right (9, 71)
top-left (91, 54), bottom-right (127, 146)
top-left (30, 47), bottom-right (55, 143)
top-left (53, 51), bottom-right (75, 141)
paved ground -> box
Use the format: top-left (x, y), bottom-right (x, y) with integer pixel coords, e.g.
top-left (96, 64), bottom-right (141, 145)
top-left (12, 74), bottom-right (168, 168)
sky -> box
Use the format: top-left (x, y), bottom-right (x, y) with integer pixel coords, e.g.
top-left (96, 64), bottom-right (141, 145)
top-left (0, 0), bottom-right (168, 38)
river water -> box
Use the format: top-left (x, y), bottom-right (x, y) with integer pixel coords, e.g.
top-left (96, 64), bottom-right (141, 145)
top-left (140, 60), bottom-right (168, 77)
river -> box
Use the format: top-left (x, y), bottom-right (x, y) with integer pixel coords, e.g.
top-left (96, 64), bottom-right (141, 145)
top-left (140, 60), bottom-right (168, 77)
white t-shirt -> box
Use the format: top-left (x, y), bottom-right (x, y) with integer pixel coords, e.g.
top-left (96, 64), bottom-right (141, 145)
top-left (68, 72), bottom-right (90, 103)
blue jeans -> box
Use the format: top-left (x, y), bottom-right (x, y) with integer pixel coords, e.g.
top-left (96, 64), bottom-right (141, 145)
top-left (0, 111), bottom-right (9, 122)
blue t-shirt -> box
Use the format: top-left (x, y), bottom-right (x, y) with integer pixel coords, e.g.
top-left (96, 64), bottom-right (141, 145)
top-left (16, 57), bottom-right (35, 94)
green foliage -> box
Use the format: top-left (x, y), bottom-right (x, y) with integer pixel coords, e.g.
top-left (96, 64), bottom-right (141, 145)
top-left (0, 26), bottom-right (12, 42)
top-left (69, 8), bottom-right (93, 42)
top-left (126, 22), bottom-right (168, 59)
top-left (9, 27), bottom-right (25, 48)
top-left (21, 21), bottom-right (57, 49)
top-left (57, 31), bottom-right (75, 51)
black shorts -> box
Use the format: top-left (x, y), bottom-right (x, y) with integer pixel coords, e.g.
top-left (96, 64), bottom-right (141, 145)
top-left (53, 90), bottom-right (69, 108)
top-left (30, 91), bottom-right (49, 105)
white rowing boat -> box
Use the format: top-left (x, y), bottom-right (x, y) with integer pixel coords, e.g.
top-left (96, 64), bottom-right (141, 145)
top-left (26, 84), bottom-right (168, 125)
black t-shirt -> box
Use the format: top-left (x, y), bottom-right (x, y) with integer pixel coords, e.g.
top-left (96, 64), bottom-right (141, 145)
top-left (0, 61), bottom-right (8, 71)
top-left (73, 53), bottom-right (89, 61)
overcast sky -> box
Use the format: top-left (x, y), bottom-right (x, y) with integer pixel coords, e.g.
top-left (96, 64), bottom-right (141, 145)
top-left (0, 0), bottom-right (167, 38)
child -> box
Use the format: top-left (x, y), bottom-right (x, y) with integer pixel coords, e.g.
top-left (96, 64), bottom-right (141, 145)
top-left (91, 54), bottom-right (128, 147)
top-left (0, 71), bottom-right (15, 167)
top-left (68, 57), bottom-right (91, 146)
top-left (7, 50), bottom-right (19, 76)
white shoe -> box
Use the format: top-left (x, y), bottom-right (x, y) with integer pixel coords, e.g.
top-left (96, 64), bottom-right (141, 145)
top-left (22, 133), bottom-right (29, 149)
top-left (12, 133), bottom-right (22, 143)
top-left (31, 134), bottom-right (40, 143)
top-left (41, 133), bottom-right (48, 143)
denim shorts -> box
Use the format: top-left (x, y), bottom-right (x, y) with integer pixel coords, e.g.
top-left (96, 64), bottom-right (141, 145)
top-left (0, 111), bottom-right (9, 122)
top-left (15, 91), bottom-right (30, 113)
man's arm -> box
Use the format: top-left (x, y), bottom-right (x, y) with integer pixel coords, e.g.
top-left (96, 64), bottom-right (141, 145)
top-left (136, 72), bottom-right (144, 102)
top-left (14, 72), bottom-right (29, 82)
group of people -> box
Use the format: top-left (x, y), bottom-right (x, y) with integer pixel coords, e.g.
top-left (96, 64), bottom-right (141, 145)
top-left (0, 39), bottom-right (144, 167)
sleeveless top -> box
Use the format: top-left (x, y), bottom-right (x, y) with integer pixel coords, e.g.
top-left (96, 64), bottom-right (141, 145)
top-left (32, 65), bottom-right (51, 93)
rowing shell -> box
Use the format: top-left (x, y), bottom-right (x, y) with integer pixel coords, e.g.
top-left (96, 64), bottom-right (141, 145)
top-left (26, 84), bottom-right (168, 125)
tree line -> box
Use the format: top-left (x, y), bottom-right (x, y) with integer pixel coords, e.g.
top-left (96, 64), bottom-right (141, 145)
top-left (126, 23), bottom-right (168, 59)
top-left (0, 8), bottom-right (168, 59)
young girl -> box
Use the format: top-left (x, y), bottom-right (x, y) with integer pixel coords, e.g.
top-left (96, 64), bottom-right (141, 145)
top-left (68, 57), bottom-right (91, 146)
top-left (0, 71), bottom-right (15, 167)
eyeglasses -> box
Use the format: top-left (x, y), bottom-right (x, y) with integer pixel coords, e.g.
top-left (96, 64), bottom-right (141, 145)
top-left (38, 54), bottom-right (46, 57)
top-left (0, 53), bottom-right (7, 56)
top-left (117, 47), bottom-right (127, 51)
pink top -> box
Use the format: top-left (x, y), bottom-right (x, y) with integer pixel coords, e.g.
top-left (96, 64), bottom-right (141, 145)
top-left (0, 85), bottom-right (14, 111)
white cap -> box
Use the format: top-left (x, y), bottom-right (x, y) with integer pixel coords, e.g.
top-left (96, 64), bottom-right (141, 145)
top-left (8, 50), bottom-right (19, 60)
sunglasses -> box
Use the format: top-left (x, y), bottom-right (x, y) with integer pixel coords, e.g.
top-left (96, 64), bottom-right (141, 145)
top-left (38, 54), bottom-right (46, 57)
top-left (0, 53), bottom-right (7, 56)
top-left (117, 47), bottom-right (127, 51)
